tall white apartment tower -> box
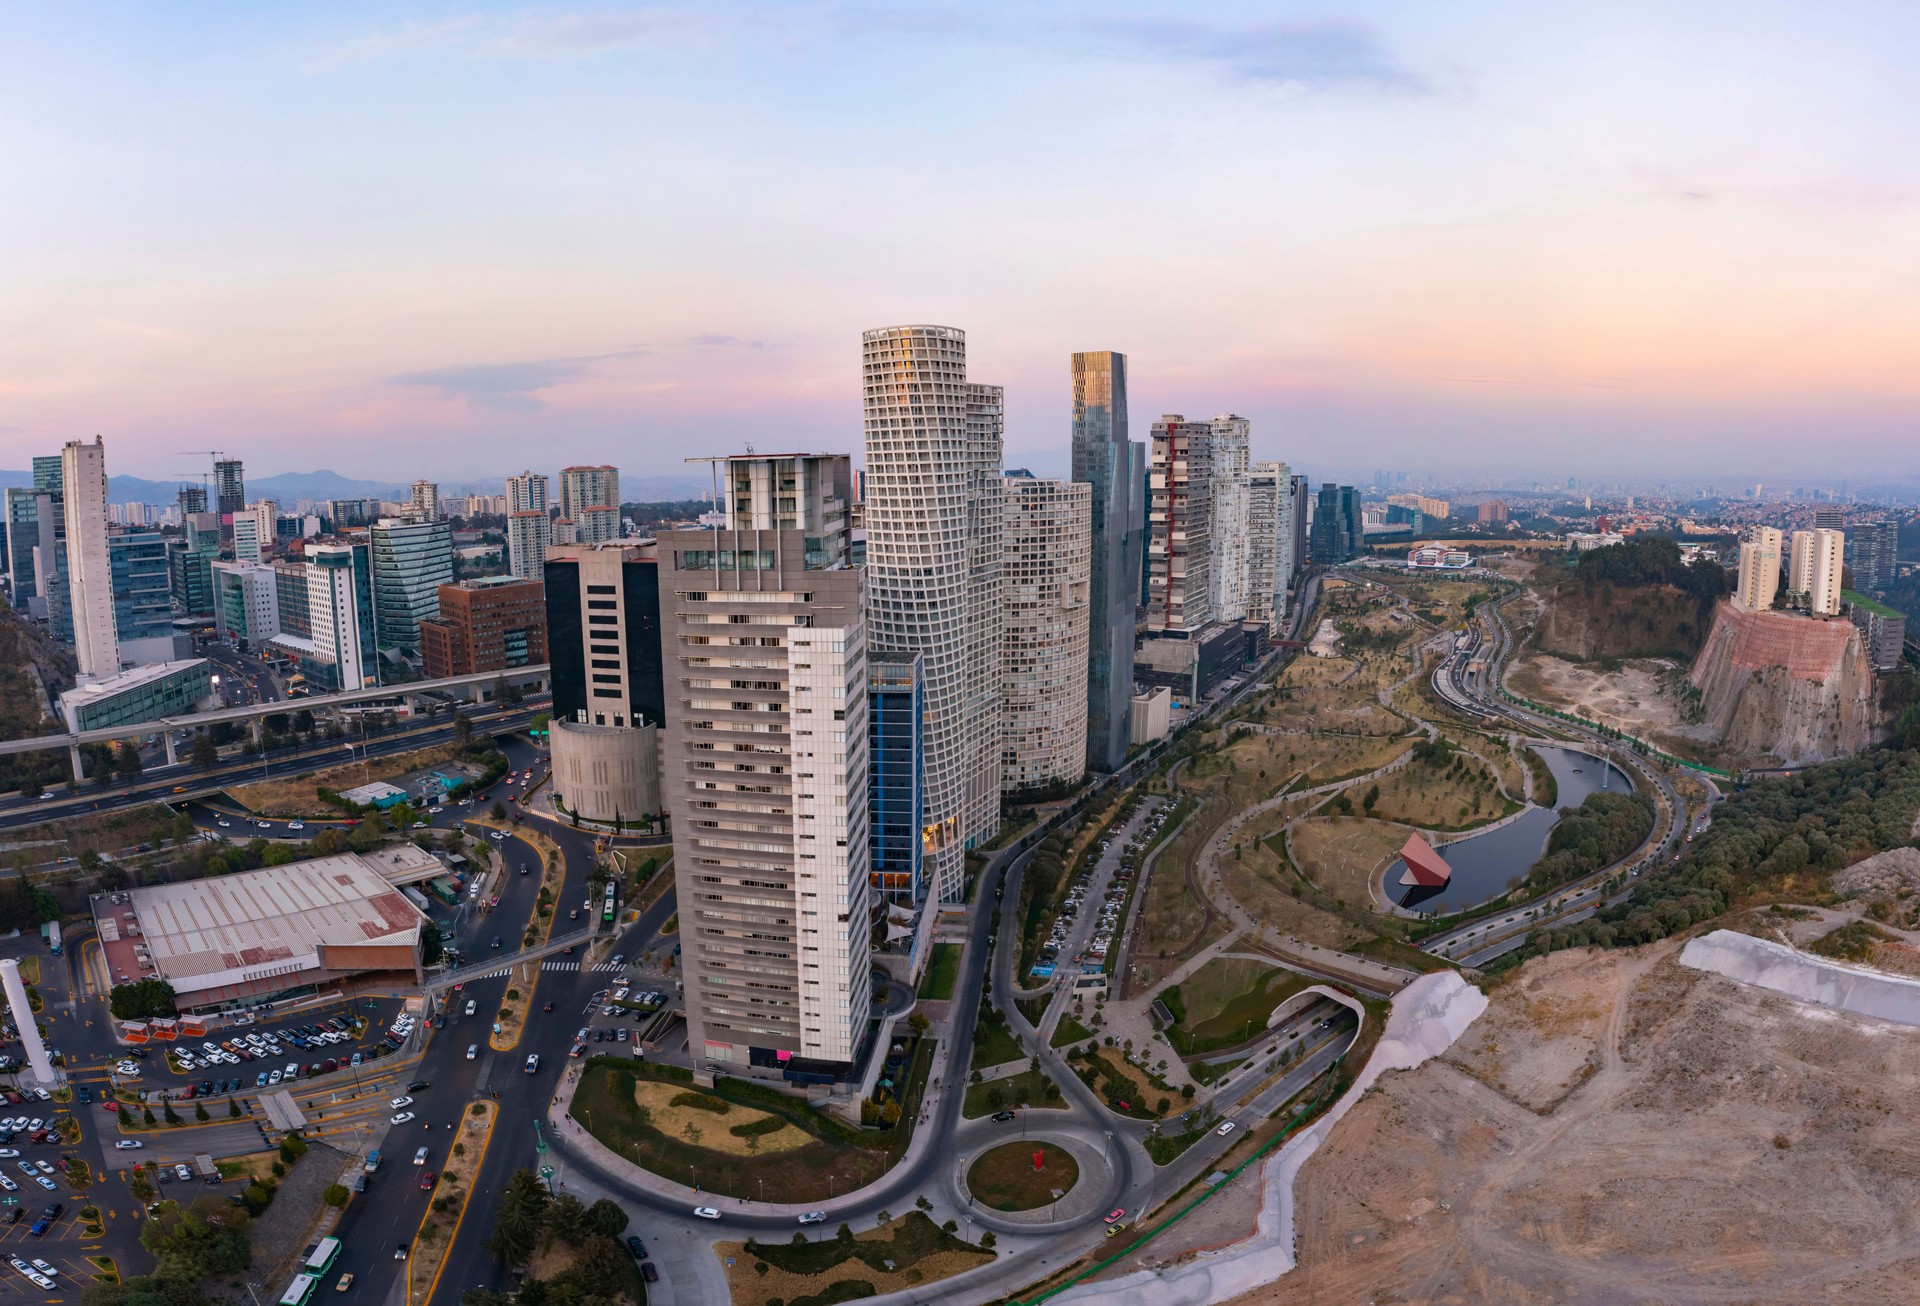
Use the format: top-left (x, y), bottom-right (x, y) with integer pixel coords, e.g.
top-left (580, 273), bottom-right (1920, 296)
top-left (560, 465), bottom-right (622, 543)
top-left (659, 454), bottom-right (870, 1075)
top-left (1001, 475), bottom-right (1092, 793)
top-left (408, 480), bottom-right (440, 520)
top-left (505, 471), bottom-right (552, 579)
top-left (1736, 527), bottom-right (1784, 613)
top-left (1207, 415), bottom-right (1252, 623)
top-left (861, 325), bottom-right (1006, 904)
top-left (1788, 527), bottom-right (1845, 616)
top-left (61, 436), bottom-right (119, 679)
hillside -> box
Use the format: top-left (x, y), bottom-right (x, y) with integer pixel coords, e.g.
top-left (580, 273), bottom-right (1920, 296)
top-left (1689, 603), bottom-right (1887, 764)
top-left (1535, 537), bottom-right (1729, 660)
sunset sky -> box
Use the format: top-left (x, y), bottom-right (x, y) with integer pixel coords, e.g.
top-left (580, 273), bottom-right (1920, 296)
top-left (5, 1), bottom-right (1919, 486)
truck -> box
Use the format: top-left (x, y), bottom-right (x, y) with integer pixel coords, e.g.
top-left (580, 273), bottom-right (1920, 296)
top-left (42, 923), bottom-right (60, 957)
top-left (364, 1150), bottom-right (381, 1174)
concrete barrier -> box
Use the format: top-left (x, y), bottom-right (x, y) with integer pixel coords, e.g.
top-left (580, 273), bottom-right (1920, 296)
top-left (1679, 929), bottom-right (1920, 1028)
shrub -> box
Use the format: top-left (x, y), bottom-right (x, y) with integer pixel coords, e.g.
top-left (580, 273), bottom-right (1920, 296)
top-left (323, 1184), bottom-right (349, 1208)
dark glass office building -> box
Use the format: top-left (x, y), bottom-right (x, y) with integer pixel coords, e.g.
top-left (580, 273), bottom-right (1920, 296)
top-left (869, 651), bottom-right (924, 906)
top-left (544, 544), bottom-right (664, 728)
top-left (1071, 351), bottom-right (1148, 772)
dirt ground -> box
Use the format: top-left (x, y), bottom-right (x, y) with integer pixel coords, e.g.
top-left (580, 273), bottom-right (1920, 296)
top-left (229, 741), bottom-right (463, 816)
top-left (631, 1080), bottom-right (809, 1156)
top-left (1288, 817), bottom-right (1407, 909)
top-left (1508, 653), bottom-right (1725, 757)
top-left (1246, 941), bottom-right (1920, 1304)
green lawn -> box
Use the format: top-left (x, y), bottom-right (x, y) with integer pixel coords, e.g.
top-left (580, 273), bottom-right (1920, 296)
top-left (969, 1007), bottom-right (1024, 1070)
top-left (962, 1067), bottom-right (1066, 1118)
top-left (745, 1211), bottom-right (978, 1276)
top-left (918, 943), bottom-right (962, 1000)
top-left (1014, 994), bottom-right (1049, 1027)
top-left (1160, 957), bottom-right (1313, 1058)
top-left (1050, 1014), bottom-right (1094, 1049)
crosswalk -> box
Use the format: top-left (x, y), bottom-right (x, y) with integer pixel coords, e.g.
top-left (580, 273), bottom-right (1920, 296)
top-left (461, 959), bottom-right (621, 980)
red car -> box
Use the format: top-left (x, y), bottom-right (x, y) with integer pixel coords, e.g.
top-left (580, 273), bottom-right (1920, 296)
top-left (419, 1170), bottom-right (437, 1192)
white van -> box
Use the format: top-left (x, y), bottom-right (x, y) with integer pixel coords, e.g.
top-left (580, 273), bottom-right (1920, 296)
top-left (464, 999), bottom-right (476, 1017)
top-left (466, 1044), bottom-right (478, 1060)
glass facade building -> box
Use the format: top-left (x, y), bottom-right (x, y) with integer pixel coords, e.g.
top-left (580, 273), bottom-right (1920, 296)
top-left (169, 538), bottom-right (219, 619)
top-left (869, 651), bottom-right (924, 905)
top-left (109, 529), bottom-right (175, 662)
top-left (1070, 351), bottom-right (1147, 774)
top-left (370, 518), bottom-right (454, 655)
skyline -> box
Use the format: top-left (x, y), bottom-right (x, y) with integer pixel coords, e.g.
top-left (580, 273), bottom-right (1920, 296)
top-left (7, 3), bottom-right (1920, 482)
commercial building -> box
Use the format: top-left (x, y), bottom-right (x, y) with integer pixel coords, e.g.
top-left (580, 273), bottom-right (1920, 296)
top-left (1207, 414), bottom-right (1252, 623)
top-left (1069, 350), bottom-right (1147, 775)
top-left (107, 529), bottom-right (179, 665)
top-left (4, 487), bottom-right (42, 607)
top-left (408, 481), bottom-right (440, 520)
top-left (1135, 622), bottom-right (1244, 700)
top-left (1566, 531), bottom-right (1625, 552)
top-left (169, 535), bottom-right (219, 621)
top-left (370, 517), bottom-right (454, 657)
top-left (58, 659), bottom-right (215, 732)
top-left (868, 652), bottom-right (924, 907)
top-left (213, 459), bottom-right (245, 541)
top-left (1407, 546), bottom-right (1474, 569)
top-left (266, 542), bottom-right (376, 691)
top-left (212, 561), bottom-right (281, 648)
top-left (1788, 528), bottom-right (1845, 616)
top-left (1147, 415), bottom-right (1214, 633)
top-left (1000, 474), bottom-right (1091, 793)
top-left (418, 576), bottom-right (547, 679)
top-left (1849, 521), bottom-right (1898, 593)
top-left (1477, 499), bottom-right (1509, 524)
top-left (1310, 483), bottom-right (1357, 563)
top-left (1736, 527), bottom-right (1784, 612)
top-left (328, 498), bottom-right (379, 529)
top-left (659, 452), bottom-right (871, 1077)
top-left (1846, 591), bottom-right (1908, 672)
top-left (862, 325), bottom-right (1006, 904)
top-left (544, 543), bottom-right (664, 824)
top-left (90, 850), bottom-right (431, 1013)
top-left (1388, 493), bottom-right (1451, 521)
top-left (61, 437), bottom-right (118, 678)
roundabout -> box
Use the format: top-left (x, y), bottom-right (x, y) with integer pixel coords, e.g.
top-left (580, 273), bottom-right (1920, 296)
top-left (967, 1140), bottom-right (1080, 1212)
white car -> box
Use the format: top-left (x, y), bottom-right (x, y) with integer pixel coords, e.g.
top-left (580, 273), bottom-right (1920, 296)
top-left (28, 1259), bottom-right (55, 1277)
top-left (797, 1211), bottom-right (826, 1224)
top-left (267, 1071), bottom-right (282, 1085)
top-left (0, 1176), bottom-right (16, 1192)
top-left (391, 1112), bottom-right (415, 1125)
top-left (32, 1176), bottom-right (54, 1191)
top-left (490, 831), bottom-right (506, 841)
top-left (390, 1096), bottom-right (414, 1110)
top-left (217, 819), bottom-right (232, 828)
top-left (288, 821), bottom-right (305, 831)
top-left (175, 1164), bottom-right (192, 1181)
top-left (0, 1150), bottom-right (16, 1159)
top-left (114, 1140), bottom-right (144, 1150)
top-left (33, 1161), bottom-right (51, 1175)
top-left (1215, 1121), bottom-right (1236, 1137)
top-left (693, 1206), bottom-right (721, 1220)
top-left (26, 1120), bottom-right (42, 1132)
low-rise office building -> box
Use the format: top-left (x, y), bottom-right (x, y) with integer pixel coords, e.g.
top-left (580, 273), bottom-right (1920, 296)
top-left (58, 659), bottom-right (215, 732)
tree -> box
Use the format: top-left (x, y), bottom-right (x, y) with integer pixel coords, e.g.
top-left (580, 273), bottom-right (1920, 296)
top-left (163, 1102), bottom-right (181, 1126)
top-left (453, 710), bottom-right (474, 747)
top-left (323, 1183), bottom-right (349, 1208)
top-left (117, 1104), bottom-right (132, 1127)
top-left (584, 1198), bottom-right (629, 1238)
top-left (907, 1012), bottom-right (930, 1039)
top-left (487, 1169), bottom-right (552, 1265)
top-left (194, 1102), bottom-right (209, 1122)
top-left (545, 1194), bottom-right (588, 1245)
top-left (140, 1195), bottom-right (252, 1281)
top-left (227, 1096), bottom-right (241, 1119)
top-left (421, 920), bottom-right (446, 967)
top-left (110, 979), bottom-right (178, 1021)
top-left (979, 1230), bottom-right (996, 1250)
top-left (491, 801), bottom-right (508, 822)
top-left (115, 741), bottom-right (145, 783)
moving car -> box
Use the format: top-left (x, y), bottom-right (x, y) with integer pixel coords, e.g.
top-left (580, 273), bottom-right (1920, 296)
top-left (391, 1112), bottom-right (415, 1125)
top-left (335, 1274), bottom-right (355, 1292)
top-left (413, 1147), bottom-right (429, 1166)
top-left (797, 1212), bottom-right (826, 1225)
top-left (1215, 1121), bottom-right (1236, 1137)
top-left (390, 1096), bottom-right (414, 1110)
top-left (692, 1206), bottom-right (720, 1220)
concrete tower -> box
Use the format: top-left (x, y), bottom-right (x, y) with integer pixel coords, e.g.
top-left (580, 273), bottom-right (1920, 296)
top-left (62, 436), bottom-right (119, 679)
top-left (1, 960), bottom-right (54, 1085)
top-left (1070, 351), bottom-right (1147, 774)
top-left (861, 325), bottom-right (1006, 904)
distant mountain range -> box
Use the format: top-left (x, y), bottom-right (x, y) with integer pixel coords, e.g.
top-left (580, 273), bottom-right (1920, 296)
top-left (0, 467), bottom-right (713, 506)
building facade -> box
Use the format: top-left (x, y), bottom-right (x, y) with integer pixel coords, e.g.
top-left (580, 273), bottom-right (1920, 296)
top-left (559, 465), bottom-right (621, 539)
top-left (1207, 414), bottom-right (1252, 622)
top-left (1000, 475), bottom-right (1091, 793)
top-left (659, 453), bottom-right (871, 1076)
top-left (408, 481), bottom-right (440, 520)
top-left (1849, 521), bottom-right (1898, 593)
top-left (862, 325), bottom-right (1006, 904)
top-left (1847, 592), bottom-right (1908, 672)
top-left (212, 561), bottom-right (281, 648)
top-left (61, 437), bottom-right (118, 678)
top-left (370, 517), bottom-right (453, 656)
top-left (1070, 350), bottom-right (1146, 774)
top-left (418, 576), bottom-right (547, 679)
top-left (1248, 462), bottom-right (1282, 630)
top-left (108, 529), bottom-right (177, 665)
top-left (301, 543), bottom-right (375, 691)
top-left (868, 652), bottom-right (924, 907)
top-left (1788, 528), bottom-right (1845, 616)
top-left (545, 544), bottom-right (663, 729)
top-left (1736, 527), bottom-right (1784, 612)
top-left (1146, 415), bottom-right (1214, 633)
top-left (58, 659), bottom-right (214, 733)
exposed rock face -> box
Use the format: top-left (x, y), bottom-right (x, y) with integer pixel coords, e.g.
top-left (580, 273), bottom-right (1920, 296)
top-left (1688, 601), bottom-right (1885, 764)
top-left (1537, 580), bottom-right (1714, 659)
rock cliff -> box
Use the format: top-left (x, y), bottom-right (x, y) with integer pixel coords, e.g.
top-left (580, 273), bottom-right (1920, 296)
top-left (1537, 581), bottom-right (1715, 660)
top-left (1688, 601), bottom-right (1886, 764)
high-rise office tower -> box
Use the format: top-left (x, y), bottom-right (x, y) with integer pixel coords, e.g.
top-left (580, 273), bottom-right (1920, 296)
top-left (61, 437), bottom-right (118, 678)
top-left (1311, 483), bottom-right (1357, 562)
top-left (232, 515), bottom-right (264, 564)
top-left (1070, 351), bottom-right (1147, 774)
top-left (1736, 527), bottom-right (1784, 612)
top-left (659, 453), bottom-right (870, 1075)
top-left (419, 576), bottom-right (547, 679)
top-left (1206, 415), bottom-right (1252, 623)
top-left (543, 542), bottom-right (664, 826)
top-left (862, 325), bottom-right (1006, 904)
top-left (211, 561), bottom-right (281, 649)
top-left (506, 471), bottom-right (552, 579)
top-left (370, 517), bottom-right (454, 655)
top-left (1248, 462), bottom-right (1284, 629)
top-left (1813, 507), bottom-right (1846, 532)
top-left (408, 481), bottom-right (440, 521)
top-left (1790, 529), bottom-right (1840, 614)
top-left (1000, 474), bottom-right (1092, 793)
top-left (304, 543), bottom-right (376, 691)
top-left (108, 530), bottom-right (177, 665)
top-left (1146, 415), bottom-right (1214, 633)
top-left (4, 489), bottom-right (40, 607)
top-left (1849, 521), bottom-right (1897, 593)
top-left (214, 459), bottom-right (245, 542)
top-left (1290, 474), bottom-right (1310, 584)
top-left (559, 465), bottom-right (621, 543)
top-left (1341, 486), bottom-right (1363, 555)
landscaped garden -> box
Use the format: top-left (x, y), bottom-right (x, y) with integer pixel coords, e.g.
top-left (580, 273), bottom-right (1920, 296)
top-left (573, 1050), bottom-right (931, 1202)
top-left (962, 1064), bottom-right (1064, 1118)
top-left (966, 1141), bottom-right (1078, 1212)
top-left (728, 1210), bottom-right (993, 1304)
top-left (1157, 956), bottom-right (1313, 1058)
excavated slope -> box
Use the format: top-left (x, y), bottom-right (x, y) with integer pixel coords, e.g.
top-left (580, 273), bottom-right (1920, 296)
top-left (1688, 601), bottom-right (1883, 764)
top-left (1536, 580), bottom-right (1713, 659)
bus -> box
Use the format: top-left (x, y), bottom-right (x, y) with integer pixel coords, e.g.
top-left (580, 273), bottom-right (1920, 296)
top-left (302, 1238), bottom-right (341, 1276)
top-left (279, 1274), bottom-right (320, 1306)
top-left (601, 881), bottom-right (616, 924)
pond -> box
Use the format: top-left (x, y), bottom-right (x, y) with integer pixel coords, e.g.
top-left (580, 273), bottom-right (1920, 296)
top-left (1394, 746), bottom-right (1633, 915)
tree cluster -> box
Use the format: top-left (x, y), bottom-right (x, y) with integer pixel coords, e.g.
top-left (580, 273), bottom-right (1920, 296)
top-left (1509, 748), bottom-right (1920, 962)
top-left (1572, 536), bottom-right (1729, 606)
top-left (109, 978), bottom-right (178, 1021)
top-left (1524, 790), bottom-right (1655, 893)
top-left (478, 1169), bottom-right (634, 1306)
